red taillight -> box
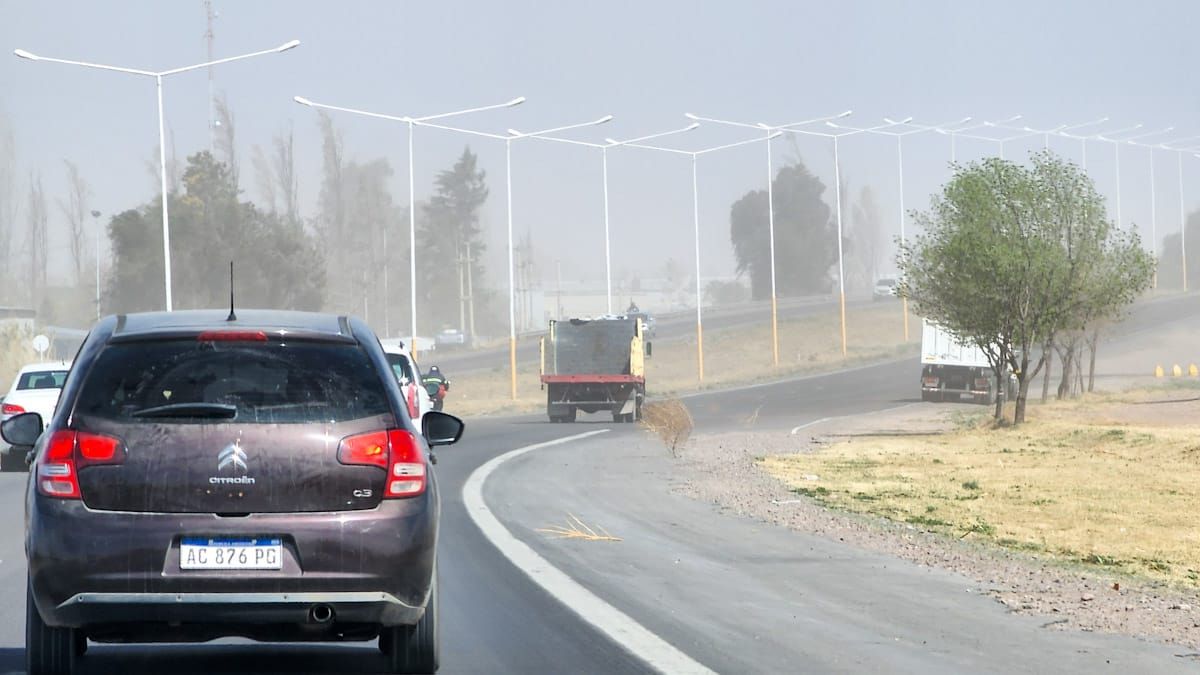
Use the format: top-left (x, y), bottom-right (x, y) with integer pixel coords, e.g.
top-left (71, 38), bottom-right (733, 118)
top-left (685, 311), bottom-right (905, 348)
top-left (336, 428), bottom-right (426, 498)
top-left (337, 431), bottom-right (389, 470)
top-left (385, 429), bottom-right (426, 498)
top-left (37, 430), bottom-right (124, 499)
top-left (77, 432), bottom-right (121, 466)
top-left (196, 330), bottom-right (268, 342)
top-left (922, 376), bottom-right (939, 387)
top-left (974, 377), bottom-right (991, 390)
top-left (1, 402), bottom-right (25, 416)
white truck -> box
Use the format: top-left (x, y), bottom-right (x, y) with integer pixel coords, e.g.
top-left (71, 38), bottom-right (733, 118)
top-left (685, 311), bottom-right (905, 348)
top-left (920, 320), bottom-right (1007, 404)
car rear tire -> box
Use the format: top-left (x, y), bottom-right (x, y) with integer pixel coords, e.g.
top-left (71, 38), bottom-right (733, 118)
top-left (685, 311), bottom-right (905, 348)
top-left (381, 571), bottom-right (440, 673)
top-left (26, 580), bottom-right (79, 675)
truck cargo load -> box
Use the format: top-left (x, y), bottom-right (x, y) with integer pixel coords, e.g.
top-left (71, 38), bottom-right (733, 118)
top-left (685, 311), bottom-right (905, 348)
top-left (540, 316), bottom-right (648, 423)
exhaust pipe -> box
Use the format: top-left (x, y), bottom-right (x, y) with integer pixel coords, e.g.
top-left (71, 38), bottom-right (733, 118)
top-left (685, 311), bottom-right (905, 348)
top-left (309, 604), bottom-right (335, 624)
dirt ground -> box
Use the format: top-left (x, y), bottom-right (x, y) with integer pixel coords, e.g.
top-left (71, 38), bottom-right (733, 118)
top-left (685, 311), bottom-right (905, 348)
top-left (674, 397), bottom-right (1200, 651)
top-left (446, 302), bottom-right (919, 417)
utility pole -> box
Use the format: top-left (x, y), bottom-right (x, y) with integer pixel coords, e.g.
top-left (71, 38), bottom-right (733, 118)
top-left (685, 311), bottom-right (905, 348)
top-left (204, 1), bottom-right (217, 152)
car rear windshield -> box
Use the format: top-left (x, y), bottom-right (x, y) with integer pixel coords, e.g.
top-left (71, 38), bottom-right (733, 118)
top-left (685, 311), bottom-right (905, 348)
top-left (74, 339), bottom-right (391, 424)
top-left (17, 370), bottom-right (68, 390)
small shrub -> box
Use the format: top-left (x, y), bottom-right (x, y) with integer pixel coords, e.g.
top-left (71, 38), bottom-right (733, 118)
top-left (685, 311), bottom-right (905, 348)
top-left (639, 399), bottom-right (694, 457)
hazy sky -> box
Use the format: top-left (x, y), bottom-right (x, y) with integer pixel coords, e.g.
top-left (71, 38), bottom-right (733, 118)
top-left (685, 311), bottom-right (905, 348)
top-left (3, 0), bottom-right (1197, 291)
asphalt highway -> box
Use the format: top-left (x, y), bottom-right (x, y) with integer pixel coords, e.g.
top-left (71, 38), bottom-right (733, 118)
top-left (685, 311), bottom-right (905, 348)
top-left (0, 293), bottom-right (1195, 672)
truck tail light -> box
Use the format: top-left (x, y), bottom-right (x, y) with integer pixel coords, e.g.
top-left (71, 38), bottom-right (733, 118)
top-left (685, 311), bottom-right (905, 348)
top-left (37, 430), bottom-right (124, 499)
top-left (974, 377), bottom-right (991, 390)
top-left (337, 429), bottom-right (427, 498)
top-left (922, 376), bottom-right (939, 387)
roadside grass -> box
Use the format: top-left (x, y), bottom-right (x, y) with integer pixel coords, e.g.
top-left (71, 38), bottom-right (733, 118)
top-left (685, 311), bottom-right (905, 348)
top-left (761, 392), bottom-right (1200, 586)
top-left (444, 302), bottom-right (918, 417)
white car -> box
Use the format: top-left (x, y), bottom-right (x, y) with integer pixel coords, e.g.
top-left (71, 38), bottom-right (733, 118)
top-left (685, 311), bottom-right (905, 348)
top-left (873, 277), bottom-right (899, 301)
top-left (380, 340), bottom-right (433, 427)
top-left (1, 360), bottom-right (71, 471)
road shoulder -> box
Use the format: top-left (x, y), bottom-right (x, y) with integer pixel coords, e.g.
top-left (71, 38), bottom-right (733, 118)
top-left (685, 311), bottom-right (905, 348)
top-left (483, 426), bottom-right (1195, 674)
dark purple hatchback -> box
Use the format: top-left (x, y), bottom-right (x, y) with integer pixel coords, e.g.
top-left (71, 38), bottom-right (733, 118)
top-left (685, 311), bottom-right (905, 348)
top-left (1, 310), bottom-right (463, 675)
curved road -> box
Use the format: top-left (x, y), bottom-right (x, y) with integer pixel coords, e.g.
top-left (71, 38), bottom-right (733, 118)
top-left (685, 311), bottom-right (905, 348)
top-left (0, 293), bottom-right (1193, 672)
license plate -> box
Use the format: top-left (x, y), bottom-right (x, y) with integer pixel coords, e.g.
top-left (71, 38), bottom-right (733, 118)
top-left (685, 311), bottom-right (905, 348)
top-left (180, 537), bottom-right (283, 570)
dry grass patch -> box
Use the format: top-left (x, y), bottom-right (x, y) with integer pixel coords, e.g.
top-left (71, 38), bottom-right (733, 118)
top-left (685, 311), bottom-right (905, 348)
top-left (650, 302), bottom-right (918, 395)
top-left (446, 302), bottom-right (919, 416)
top-left (762, 393), bottom-right (1200, 585)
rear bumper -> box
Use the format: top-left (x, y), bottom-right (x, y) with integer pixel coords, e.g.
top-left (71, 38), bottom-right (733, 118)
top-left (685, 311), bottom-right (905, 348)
top-left (27, 486), bottom-right (438, 630)
top-left (922, 387), bottom-right (991, 403)
top-left (53, 590), bottom-right (421, 626)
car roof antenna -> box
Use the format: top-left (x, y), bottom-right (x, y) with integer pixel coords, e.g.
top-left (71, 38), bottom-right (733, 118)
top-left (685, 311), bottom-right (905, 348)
top-left (226, 261), bottom-right (237, 322)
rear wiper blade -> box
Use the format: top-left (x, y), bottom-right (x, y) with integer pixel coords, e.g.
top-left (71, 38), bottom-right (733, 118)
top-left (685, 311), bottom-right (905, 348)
top-left (130, 403), bottom-right (238, 419)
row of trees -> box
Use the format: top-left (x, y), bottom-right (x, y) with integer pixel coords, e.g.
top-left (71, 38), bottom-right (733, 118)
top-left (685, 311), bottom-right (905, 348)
top-left (899, 153), bottom-right (1154, 424)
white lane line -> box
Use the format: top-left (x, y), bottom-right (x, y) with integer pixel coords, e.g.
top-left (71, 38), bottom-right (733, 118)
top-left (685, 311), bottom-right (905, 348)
top-left (462, 430), bottom-right (716, 675)
top-left (789, 402), bottom-right (924, 435)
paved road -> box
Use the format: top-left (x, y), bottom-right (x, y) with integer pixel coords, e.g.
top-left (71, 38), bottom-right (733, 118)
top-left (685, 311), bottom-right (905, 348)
top-left (0, 292), bottom-right (1193, 672)
top-left (0, 421), bottom-right (651, 674)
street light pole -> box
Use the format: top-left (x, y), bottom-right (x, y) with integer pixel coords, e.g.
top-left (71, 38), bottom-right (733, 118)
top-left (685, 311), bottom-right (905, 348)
top-left (690, 154), bottom-right (703, 379)
top-left (419, 115), bottom-right (613, 400)
top-left (684, 110), bottom-right (851, 365)
top-left (933, 115), bottom-right (1020, 162)
top-left (860, 116), bottom-right (972, 342)
top-left (1119, 128), bottom-right (1175, 282)
top-left (510, 123), bottom-right (698, 315)
top-left (16, 40), bottom-right (301, 312)
top-left (772, 120), bottom-right (906, 357)
top-left (609, 133), bottom-right (780, 381)
top-left (293, 94), bottom-right (524, 356)
top-left (1161, 137), bottom-right (1200, 291)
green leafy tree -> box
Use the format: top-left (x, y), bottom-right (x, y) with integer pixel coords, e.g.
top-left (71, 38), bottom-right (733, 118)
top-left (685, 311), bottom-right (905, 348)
top-left (900, 152), bottom-right (1152, 424)
top-left (106, 151), bottom-right (324, 313)
top-left (419, 147), bottom-right (489, 333)
top-left (730, 160), bottom-right (835, 299)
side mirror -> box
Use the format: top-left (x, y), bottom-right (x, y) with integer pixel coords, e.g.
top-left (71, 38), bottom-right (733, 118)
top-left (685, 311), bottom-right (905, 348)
top-left (1, 412), bottom-right (44, 447)
top-left (422, 411), bottom-right (464, 447)
top-left (645, 342), bottom-right (653, 358)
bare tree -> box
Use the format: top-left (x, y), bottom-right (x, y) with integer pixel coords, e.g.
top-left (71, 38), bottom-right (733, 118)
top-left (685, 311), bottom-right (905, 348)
top-left (57, 160), bottom-right (91, 286)
top-left (852, 185), bottom-right (883, 285)
top-left (214, 93), bottom-right (238, 189)
top-left (27, 172), bottom-right (47, 304)
top-left (273, 124), bottom-right (299, 223)
top-left (144, 128), bottom-right (181, 195)
top-left (251, 144), bottom-right (277, 213)
top-left (317, 111), bottom-right (345, 243)
top-left (0, 115), bottom-right (16, 289)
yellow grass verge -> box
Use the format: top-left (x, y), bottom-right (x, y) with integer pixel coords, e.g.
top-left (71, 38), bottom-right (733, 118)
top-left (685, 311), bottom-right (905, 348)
top-left (761, 391), bottom-right (1200, 586)
top-left (445, 301), bottom-right (918, 417)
